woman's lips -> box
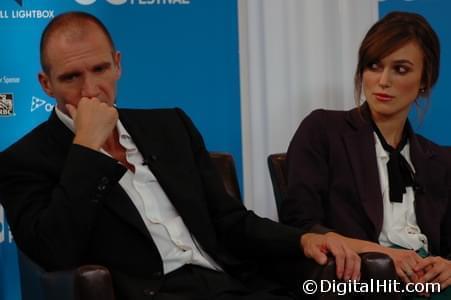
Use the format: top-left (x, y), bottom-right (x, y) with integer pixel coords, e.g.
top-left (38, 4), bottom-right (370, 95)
top-left (373, 93), bottom-right (394, 101)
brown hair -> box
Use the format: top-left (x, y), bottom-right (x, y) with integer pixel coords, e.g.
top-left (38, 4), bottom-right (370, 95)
top-left (354, 11), bottom-right (440, 103)
top-left (40, 11), bottom-right (116, 74)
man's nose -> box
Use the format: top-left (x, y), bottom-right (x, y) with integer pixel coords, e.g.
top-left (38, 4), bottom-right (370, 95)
top-left (81, 76), bottom-right (100, 98)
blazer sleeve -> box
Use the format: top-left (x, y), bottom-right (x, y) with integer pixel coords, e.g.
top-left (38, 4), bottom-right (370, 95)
top-left (174, 108), bottom-right (304, 259)
top-left (440, 148), bottom-right (451, 259)
top-left (280, 109), bottom-right (334, 234)
top-left (0, 143), bottom-right (126, 270)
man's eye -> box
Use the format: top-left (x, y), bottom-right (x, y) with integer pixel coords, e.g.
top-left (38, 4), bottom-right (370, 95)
top-left (94, 65), bottom-right (109, 73)
top-left (61, 74), bottom-right (78, 82)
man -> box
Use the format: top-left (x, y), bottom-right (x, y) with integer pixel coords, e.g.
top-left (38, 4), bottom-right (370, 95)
top-left (0, 12), bottom-right (359, 299)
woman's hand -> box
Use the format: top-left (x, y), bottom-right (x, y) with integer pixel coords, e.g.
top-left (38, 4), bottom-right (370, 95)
top-left (382, 247), bottom-right (424, 284)
top-left (415, 256), bottom-right (451, 290)
top-left (300, 232), bottom-right (361, 281)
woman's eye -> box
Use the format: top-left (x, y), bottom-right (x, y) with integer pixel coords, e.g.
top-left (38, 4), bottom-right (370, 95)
top-left (368, 63), bottom-right (380, 71)
top-left (395, 65), bottom-right (409, 74)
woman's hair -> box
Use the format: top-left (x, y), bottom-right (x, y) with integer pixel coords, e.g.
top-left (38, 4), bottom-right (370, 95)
top-left (354, 11), bottom-right (440, 104)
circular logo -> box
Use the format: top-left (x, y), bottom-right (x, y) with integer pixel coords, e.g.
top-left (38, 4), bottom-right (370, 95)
top-left (302, 280), bottom-right (318, 295)
top-left (106, 0), bottom-right (127, 4)
top-left (75, 0), bottom-right (96, 5)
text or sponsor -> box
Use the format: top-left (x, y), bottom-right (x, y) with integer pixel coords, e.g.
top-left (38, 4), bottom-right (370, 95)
top-left (31, 96), bottom-right (54, 113)
top-left (302, 279), bottom-right (440, 296)
top-left (0, 93), bottom-right (15, 116)
top-left (75, 0), bottom-right (190, 5)
top-left (0, 76), bottom-right (21, 84)
top-left (0, 10), bottom-right (54, 19)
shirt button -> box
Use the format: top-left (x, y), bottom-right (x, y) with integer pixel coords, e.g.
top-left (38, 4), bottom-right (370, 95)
top-left (143, 289), bottom-right (155, 296)
top-left (97, 185), bottom-right (107, 191)
top-left (151, 271), bottom-right (162, 279)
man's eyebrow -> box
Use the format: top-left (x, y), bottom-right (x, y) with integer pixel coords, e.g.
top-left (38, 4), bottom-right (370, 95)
top-left (92, 62), bottom-right (111, 70)
top-left (57, 71), bottom-right (81, 81)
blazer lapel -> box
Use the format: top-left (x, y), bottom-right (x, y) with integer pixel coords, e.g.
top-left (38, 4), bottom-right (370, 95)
top-left (343, 105), bottom-right (384, 236)
top-left (409, 133), bottom-right (446, 253)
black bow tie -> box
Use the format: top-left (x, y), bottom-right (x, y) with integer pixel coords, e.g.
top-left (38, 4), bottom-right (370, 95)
top-left (371, 120), bottom-right (415, 203)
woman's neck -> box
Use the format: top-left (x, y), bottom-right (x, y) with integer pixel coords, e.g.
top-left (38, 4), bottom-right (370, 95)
top-left (372, 114), bottom-right (407, 148)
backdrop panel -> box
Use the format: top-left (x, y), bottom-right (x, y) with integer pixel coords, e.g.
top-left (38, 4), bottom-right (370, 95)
top-left (380, 0), bottom-right (451, 146)
top-left (0, 1), bottom-right (241, 299)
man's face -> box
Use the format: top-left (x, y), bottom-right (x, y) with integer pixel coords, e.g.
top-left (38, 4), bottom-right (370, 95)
top-left (38, 24), bottom-right (121, 116)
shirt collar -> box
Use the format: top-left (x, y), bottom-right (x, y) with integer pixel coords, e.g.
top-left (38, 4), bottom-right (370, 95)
top-left (374, 132), bottom-right (389, 159)
top-left (55, 106), bottom-right (75, 133)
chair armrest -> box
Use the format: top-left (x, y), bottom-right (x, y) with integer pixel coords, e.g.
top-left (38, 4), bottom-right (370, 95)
top-left (74, 265), bottom-right (115, 300)
top-left (271, 252), bottom-right (401, 299)
top-left (19, 250), bottom-right (115, 300)
top-left (360, 252), bottom-right (401, 300)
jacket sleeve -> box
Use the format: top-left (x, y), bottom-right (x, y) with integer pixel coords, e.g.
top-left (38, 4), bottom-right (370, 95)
top-left (440, 148), bottom-right (451, 259)
top-left (0, 143), bottom-right (126, 270)
top-left (174, 108), bottom-right (304, 259)
top-left (280, 109), bottom-right (334, 234)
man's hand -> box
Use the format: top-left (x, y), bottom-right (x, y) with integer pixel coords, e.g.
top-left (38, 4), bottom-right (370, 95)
top-left (66, 97), bottom-right (118, 151)
top-left (300, 232), bottom-right (361, 281)
top-left (415, 256), bottom-right (451, 290)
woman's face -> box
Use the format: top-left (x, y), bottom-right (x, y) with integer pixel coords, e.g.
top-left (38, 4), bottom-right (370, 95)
top-left (363, 41), bottom-right (424, 122)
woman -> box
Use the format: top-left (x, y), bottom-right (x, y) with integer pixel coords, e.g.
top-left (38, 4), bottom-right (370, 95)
top-left (281, 11), bottom-right (451, 298)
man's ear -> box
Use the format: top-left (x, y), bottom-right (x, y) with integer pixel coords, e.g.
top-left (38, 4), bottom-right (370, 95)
top-left (113, 51), bottom-right (122, 79)
top-left (38, 72), bottom-right (54, 97)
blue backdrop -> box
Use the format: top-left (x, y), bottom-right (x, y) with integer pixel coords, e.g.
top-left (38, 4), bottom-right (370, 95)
top-left (2, 1), bottom-right (451, 300)
top-left (380, 0), bottom-right (451, 146)
top-left (0, 1), bottom-right (241, 299)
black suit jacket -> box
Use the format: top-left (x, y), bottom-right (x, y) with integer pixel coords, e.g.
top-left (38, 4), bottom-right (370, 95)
top-left (0, 108), bottom-right (303, 299)
top-left (281, 105), bottom-right (451, 258)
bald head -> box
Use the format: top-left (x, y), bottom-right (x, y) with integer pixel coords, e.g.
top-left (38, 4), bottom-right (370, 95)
top-left (40, 11), bottom-right (115, 74)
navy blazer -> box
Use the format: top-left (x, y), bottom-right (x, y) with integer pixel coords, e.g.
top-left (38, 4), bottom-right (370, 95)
top-left (0, 108), bottom-right (303, 299)
top-left (281, 104), bottom-right (451, 258)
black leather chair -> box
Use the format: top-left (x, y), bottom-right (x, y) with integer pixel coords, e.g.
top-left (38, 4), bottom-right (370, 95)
top-left (18, 152), bottom-right (241, 300)
top-left (268, 153), bottom-right (402, 300)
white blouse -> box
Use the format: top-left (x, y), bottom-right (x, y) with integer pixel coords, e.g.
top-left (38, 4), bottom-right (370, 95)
top-left (374, 133), bottom-right (428, 252)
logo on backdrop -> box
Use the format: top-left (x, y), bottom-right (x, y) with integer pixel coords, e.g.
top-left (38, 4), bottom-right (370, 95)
top-left (1, 1), bottom-right (54, 19)
top-left (0, 76), bottom-right (21, 85)
top-left (31, 96), bottom-right (54, 113)
top-left (74, 0), bottom-right (190, 5)
top-left (0, 93), bottom-right (15, 117)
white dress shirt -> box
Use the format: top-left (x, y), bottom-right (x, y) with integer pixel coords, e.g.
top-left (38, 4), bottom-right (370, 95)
top-left (56, 107), bottom-right (222, 274)
top-left (374, 133), bottom-right (428, 252)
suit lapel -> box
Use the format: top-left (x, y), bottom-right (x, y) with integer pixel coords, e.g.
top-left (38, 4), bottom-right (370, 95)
top-left (343, 105), bottom-right (384, 236)
top-left (47, 110), bottom-right (154, 240)
top-left (118, 109), bottom-right (218, 252)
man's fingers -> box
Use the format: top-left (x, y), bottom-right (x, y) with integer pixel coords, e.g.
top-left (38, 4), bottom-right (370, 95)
top-left (307, 246), bottom-right (328, 265)
top-left (66, 103), bottom-right (77, 119)
top-left (328, 245), bottom-right (345, 279)
top-left (350, 254), bottom-right (361, 281)
top-left (342, 247), bottom-right (355, 281)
